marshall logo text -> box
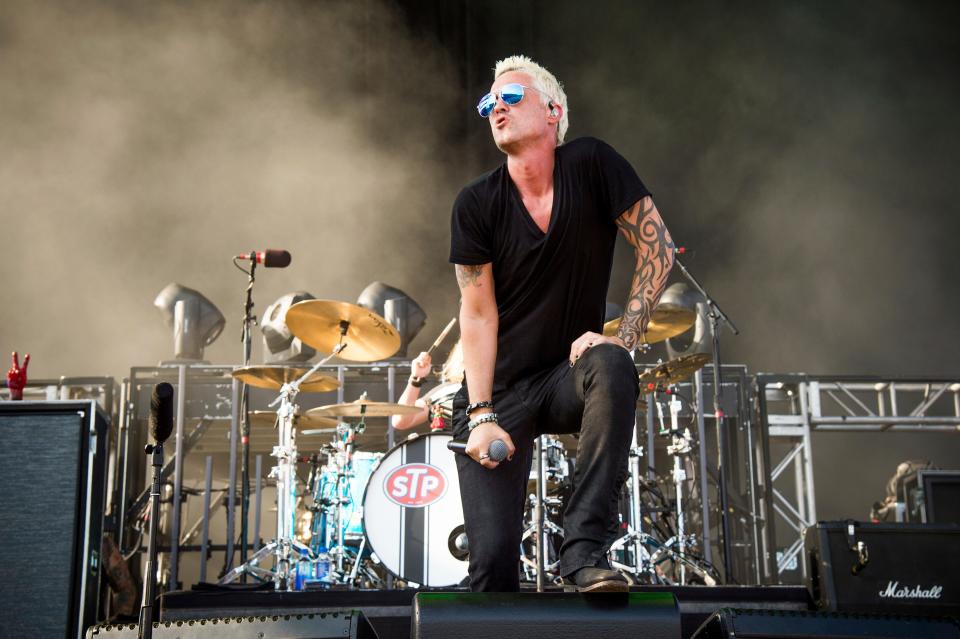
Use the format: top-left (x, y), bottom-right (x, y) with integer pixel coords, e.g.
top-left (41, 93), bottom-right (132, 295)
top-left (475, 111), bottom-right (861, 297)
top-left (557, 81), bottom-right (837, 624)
top-left (878, 581), bottom-right (944, 600)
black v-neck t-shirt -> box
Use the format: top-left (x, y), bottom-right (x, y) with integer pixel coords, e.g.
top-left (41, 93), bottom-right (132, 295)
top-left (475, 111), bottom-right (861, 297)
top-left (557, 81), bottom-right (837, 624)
top-left (449, 137), bottom-right (650, 391)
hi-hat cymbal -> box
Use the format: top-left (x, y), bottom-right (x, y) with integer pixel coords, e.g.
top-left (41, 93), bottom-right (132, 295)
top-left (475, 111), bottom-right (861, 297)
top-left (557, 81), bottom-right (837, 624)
top-left (638, 353), bottom-right (713, 387)
top-left (285, 300), bottom-right (400, 362)
top-left (602, 304), bottom-right (696, 344)
top-left (247, 410), bottom-right (339, 429)
top-left (306, 399), bottom-right (423, 418)
top-left (232, 365), bottom-right (340, 393)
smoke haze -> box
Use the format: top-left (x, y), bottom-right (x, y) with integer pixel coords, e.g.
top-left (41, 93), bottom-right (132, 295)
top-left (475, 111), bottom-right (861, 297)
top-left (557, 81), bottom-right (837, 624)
top-left (0, 0), bottom-right (463, 378)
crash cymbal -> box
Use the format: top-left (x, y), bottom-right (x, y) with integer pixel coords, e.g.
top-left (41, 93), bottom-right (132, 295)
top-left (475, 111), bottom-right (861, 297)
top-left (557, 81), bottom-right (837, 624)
top-left (602, 304), bottom-right (696, 344)
top-left (285, 300), bottom-right (400, 362)
top-left (306, 399), bottom-right (423, 418)
top-left (232, 365), bottom-right (340, 393)
top-left (638, 353), bottom-right (713, 387)
top-left (247, 410), bottom-right (339, 429)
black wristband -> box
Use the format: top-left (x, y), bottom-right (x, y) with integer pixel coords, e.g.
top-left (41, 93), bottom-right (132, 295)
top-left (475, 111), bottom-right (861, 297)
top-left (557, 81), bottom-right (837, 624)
top-left (466, 400), bottom-right (494, 414)
top-left (409, 376), bottom-right (423, 388)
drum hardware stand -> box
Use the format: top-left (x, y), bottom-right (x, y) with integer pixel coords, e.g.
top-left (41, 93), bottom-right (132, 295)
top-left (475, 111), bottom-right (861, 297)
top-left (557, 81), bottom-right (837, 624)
top-left (522, 435), bottom-right (566, 589)
top-left (672, 255), bottom-right (739, 581)
top-left (220, 340), bottom-right (348, 589)
top-left (608, 418), bottom-right (655, 580)
top-left (327, 409), bottom-right (367, 584)
top-left (663, 393), bottom-right (691, 584)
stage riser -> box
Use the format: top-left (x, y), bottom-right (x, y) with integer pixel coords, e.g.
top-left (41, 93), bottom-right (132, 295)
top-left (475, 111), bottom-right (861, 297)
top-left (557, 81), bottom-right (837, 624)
top-left (160, 585), bottom-right (811, 639)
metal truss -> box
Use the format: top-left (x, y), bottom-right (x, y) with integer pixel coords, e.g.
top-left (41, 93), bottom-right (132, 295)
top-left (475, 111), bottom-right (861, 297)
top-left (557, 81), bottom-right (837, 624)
top-left (755, 374), bottom-right (960, 583)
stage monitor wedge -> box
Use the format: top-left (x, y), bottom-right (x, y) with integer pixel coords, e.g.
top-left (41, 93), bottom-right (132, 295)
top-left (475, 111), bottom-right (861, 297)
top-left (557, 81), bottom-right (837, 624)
top-left (412, 591), bottom-right (679, 639)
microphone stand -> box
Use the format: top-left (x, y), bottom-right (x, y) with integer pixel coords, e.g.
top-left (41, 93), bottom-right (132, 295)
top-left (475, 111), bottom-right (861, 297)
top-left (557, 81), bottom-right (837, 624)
top-left (672, 256), bottom-right (739, 582)
top-left (238, 255), bottom-right (257, 572)
top-left (138, 441), bottom-right (165, 639)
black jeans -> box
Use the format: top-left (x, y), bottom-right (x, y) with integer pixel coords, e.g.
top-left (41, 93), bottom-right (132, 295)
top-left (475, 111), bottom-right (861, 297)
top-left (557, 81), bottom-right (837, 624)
top-left (452, 344), bottom-right (640, 592)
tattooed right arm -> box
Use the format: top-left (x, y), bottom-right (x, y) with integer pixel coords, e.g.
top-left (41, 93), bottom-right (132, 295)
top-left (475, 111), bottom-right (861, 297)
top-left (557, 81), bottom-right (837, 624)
top-left (455, 264), bottom-right (485, 288)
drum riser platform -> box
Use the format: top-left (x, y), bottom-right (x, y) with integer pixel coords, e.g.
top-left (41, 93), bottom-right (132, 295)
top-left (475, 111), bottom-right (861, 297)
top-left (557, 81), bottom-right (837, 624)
top-left (160, 585), bottom-right (812, 639)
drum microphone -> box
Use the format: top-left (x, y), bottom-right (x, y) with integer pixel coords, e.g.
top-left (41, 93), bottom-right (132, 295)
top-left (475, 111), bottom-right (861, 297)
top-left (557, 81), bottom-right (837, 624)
top-left (447, 438), bottom-right (509, 462)
top-left (149, 382), bottom-right (175, 444)
top-left (235, 249), bottom-right (292, 268)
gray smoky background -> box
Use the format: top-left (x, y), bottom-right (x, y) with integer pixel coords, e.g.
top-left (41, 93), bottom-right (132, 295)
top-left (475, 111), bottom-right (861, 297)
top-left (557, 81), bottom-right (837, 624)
top-left (2, 1), bottom-right (958, 530)
top-left (0, 0), bottom-right (464, 378)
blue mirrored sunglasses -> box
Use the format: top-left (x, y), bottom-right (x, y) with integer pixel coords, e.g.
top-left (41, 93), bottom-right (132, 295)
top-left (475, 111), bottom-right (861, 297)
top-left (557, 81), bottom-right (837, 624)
top-left (477, 83), bottom-right (535, 117)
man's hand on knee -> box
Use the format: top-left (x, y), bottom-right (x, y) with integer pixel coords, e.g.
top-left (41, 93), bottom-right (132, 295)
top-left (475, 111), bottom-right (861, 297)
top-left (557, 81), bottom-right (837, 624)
top-left (465, 422), bottom-right (515, 469)
top-left (568, 331), bottom-right (627, 366)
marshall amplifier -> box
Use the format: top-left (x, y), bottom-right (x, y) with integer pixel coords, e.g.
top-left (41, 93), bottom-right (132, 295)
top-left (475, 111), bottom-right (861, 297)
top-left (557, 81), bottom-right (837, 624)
top-left (805, 521), bottom-right (960, 617)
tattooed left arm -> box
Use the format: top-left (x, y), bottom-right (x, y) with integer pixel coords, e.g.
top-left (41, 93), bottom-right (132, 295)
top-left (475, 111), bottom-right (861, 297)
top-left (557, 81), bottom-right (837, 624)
top-left (615, 196), bottom-right (675, 351)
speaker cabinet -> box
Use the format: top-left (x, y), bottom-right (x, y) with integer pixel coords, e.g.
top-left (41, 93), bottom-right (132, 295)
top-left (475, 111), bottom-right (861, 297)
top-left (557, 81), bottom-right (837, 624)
top-left (805, 521), bottom-right (960, 617)
top-left (692, 608), bottom-right (960, 639)
top-left (0, 401), bottom-right (110, 639)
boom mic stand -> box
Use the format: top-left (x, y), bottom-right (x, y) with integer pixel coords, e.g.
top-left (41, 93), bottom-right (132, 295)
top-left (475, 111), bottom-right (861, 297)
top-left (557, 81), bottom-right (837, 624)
top-left (139, 383), bottom-right (174, 639)
top-left (672, 254), bottom-right (739, 582)
top-left (236, 254), bottom-right (258, 571)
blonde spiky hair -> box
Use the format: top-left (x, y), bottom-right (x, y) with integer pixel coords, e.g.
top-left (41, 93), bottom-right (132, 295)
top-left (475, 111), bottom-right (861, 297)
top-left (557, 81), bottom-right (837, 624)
top-left (493, 54), bottom-right (569, 145)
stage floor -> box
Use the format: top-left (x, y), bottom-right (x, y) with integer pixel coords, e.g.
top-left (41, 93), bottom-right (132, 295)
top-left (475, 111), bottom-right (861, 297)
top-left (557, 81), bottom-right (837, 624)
top-left (160, 584), bottom-right (812, 639)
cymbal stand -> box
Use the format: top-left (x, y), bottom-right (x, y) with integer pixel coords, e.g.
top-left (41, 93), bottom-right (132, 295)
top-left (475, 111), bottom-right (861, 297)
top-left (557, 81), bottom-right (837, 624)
top-left (608, 418), bottom-right (653, 580)
top-left (673, 255), bottom-right (739, 580)
top-left (327, 407), bottom-right (366, 583)
top-left (220, 341), bottom-right (347, 589)
top-left (664, 392), bottom-right (692, 584)
top-left (521, 436), bottom-right (565, 588)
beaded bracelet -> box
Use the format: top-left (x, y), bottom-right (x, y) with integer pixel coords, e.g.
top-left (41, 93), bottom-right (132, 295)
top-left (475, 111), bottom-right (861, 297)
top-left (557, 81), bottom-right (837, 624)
top-left (467, 412), bottom-right (499, 431)
top-left (466, 400), bottom-right (494, 414)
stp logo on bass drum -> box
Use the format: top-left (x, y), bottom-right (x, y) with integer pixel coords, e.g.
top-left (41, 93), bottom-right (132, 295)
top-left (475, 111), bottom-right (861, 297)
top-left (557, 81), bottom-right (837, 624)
top-left (384, 463), bottom-right (447, 507)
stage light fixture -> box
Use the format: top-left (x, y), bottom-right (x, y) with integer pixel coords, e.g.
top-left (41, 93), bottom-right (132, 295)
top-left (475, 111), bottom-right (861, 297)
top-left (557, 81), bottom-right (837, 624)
top-left (661, 282), bottom-right (712, 359)
top-left (261, 291), bottom-right (317, 364)
top-left (356, 282), bottom-right (426, 358)
top-left (153, 283), bottom-right (226, 361)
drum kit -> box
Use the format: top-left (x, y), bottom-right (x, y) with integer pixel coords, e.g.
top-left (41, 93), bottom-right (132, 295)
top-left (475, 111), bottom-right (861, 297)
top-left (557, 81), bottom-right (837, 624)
top-left (217, 298), bottom-right (720, 590)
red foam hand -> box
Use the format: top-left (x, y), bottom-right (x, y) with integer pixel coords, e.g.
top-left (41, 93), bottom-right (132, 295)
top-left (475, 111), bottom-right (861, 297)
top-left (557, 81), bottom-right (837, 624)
top-left (6, 351), bottom-right (30, 400)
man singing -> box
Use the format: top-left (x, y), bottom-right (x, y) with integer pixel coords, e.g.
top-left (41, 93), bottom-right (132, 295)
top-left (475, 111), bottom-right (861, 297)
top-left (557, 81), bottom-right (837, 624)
top-left (450, 55), bottom-right (674, 592)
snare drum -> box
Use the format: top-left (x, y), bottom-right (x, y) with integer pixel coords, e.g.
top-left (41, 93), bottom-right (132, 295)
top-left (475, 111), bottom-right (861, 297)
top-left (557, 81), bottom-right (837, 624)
top-left (420, 381), bottom-right (461, 421)
top-left (362, 432), bottom-right (467, 587)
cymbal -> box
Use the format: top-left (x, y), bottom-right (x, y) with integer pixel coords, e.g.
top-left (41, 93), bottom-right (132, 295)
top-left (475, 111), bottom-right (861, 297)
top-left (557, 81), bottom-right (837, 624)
top-left (306, 399), bottom-right (423, 418)
top-left (232, 365), bottom-right (340, 393)
top-left (285, 300), bottom-right (400, 362)
top-left (638, 353), bottom-right (713, 387)
top-left (602, 304), bottom-right (696, 344)
top-left (247, 410), bottom-right (339, 429)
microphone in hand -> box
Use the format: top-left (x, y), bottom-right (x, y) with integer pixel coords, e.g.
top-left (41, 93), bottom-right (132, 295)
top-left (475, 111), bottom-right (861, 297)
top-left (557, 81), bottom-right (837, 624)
top-left (447, 438), bottom-right (508, 463)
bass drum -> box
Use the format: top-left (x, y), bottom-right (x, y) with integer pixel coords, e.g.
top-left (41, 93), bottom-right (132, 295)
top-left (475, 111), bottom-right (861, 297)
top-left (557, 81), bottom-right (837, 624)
top-left (362, 432), bottom-right (468, 587)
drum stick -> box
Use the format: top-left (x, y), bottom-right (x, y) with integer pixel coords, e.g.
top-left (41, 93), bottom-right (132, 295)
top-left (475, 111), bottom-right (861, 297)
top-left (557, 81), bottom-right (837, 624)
top-left (426, 317), bottom-right (457, 356)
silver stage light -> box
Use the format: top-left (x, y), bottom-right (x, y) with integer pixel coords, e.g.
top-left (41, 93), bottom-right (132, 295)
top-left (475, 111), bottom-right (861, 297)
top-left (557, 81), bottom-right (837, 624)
top-left (356, 282), bottom-right (426, 358)
top-left (661, 282), bottom-right (712, 359)
top-left (154, 283), bottom-right (226, 361)
top-left (261, 291), bottom-right (317, 364)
